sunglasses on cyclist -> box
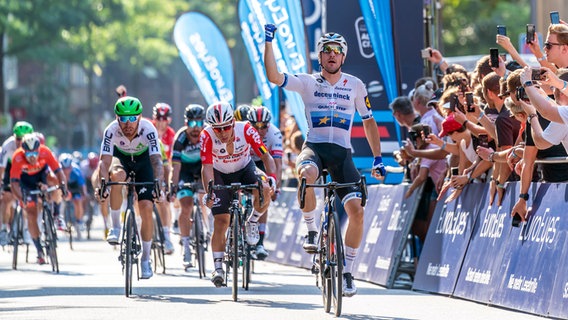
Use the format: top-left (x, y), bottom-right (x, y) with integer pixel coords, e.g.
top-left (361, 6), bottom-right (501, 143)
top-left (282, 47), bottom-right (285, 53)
top-left (118, 115), bottom-right (140, 123)
top-left (252, 122), bottom-right (269, 130)
top-left (322, 45), bottom-right (344, 55)
top-left (187, 120), bottom-right (203, 128)
top-left (212, 124), bottom-right (233, 133)
top-left (25, 151), bottom-right (39, 158)
top-left (544, 41), bottom-right (564, 50)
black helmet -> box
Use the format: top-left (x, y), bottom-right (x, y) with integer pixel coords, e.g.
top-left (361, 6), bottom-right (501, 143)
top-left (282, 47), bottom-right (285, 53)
top-left (184, 104), bottom-right (205, 121)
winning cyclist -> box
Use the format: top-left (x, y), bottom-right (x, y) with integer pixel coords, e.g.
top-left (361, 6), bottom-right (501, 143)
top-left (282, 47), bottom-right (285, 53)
top-left (247, 106), bottom-right (283, 260)
top-left (151, 103), bottom-right (176, 254)
top-left (201, 101), bottom-right (276, 287)
top-left (95, 96), bottom-right (165, 279)
top-left (264, 25), bottom-right (386, 296)
top-left (10, 134), bottom-right (68, 265)
top-left (170, 104), bottom-right (205, 269)
top-left (0, 121), bottom-right (34, 246)
top-left (59, 153), bottom-right (88, 239)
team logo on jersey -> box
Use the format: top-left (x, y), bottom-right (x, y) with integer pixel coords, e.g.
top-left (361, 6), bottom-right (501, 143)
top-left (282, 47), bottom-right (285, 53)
top-left (365, 96), bottom-right (371, 110)
top-left (246, 125), bottom-right (262, 145)
top-left (343, 79), bottom-right (348, 86)
top-left (220, 148), bottom-right (226, 154)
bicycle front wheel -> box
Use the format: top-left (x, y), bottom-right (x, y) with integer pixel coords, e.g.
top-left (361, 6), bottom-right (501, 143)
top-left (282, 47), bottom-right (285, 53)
top-left (152, 209), bottom-right (165, 274)
top-left (12, 206), bottom-right (23, 270)
top-left (194, 206), bottom-right (206, 279)
top-left (232, 212), bottom-right (239, 302)
top-left (45, 209), bottom-right (59, 273)
top-left (125, 209), bottom-right (135, 297)
top-left (329, 210), bottom-right (343, 316)
top-left (242, 244), bottom-right (252, 290)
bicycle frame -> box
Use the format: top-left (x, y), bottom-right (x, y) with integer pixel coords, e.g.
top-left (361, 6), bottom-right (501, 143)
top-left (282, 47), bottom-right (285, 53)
top-left (179, 181), bottom-right (208, 278)
top-left (29, 185), bottom-right (61, 273)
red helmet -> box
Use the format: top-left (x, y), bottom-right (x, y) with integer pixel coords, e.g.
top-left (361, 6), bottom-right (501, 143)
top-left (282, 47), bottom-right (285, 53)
top-left (35, 132), bottom-right (45, 145)
top-left (87, 152), bottom-right (99, 169)
top-left (153, 103), bottom-right (172, 119)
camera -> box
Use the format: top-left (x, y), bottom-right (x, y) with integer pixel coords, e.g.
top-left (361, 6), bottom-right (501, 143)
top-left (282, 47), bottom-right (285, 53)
top-left (408, 124), bottom-right (431, 148)
top-left (497, 25), bottom-right (507, 36)
top-left (512, 213), bottom-right (522, 227)
top-left (551, 11), bottom-right (560, 24)
top-left (489, 48), bottom-right (499, 68)
top-left (531, 68), bottom-right (545, 81)
top-left (421, 49), bottom-right (432, 59)
top-left (451, 167), bottom-right (459, 176)
top-left (465, 92), bottom-right (474, 112)
top-left (516, 87), bottom-right (529, 101)
top-left (478, 134), bottom-right (488, 148)
top-left (526, 24), bottom-right (535, 44)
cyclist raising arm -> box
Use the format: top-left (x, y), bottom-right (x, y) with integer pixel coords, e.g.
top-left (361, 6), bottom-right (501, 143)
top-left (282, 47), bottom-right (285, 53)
top-left (95, 96), bottom-right (164, 280)
top-left (201, 101), bottom-right (276, 287)
top-left (264, 24), bottom-right (386, 297)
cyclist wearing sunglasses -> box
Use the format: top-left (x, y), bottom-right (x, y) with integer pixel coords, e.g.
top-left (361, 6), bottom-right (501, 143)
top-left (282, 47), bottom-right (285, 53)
top-left (264, 25), bottom-right (386, 297)
top-left (96, 96), bottom-right (165, 280)
top-left (245, 106), bottom-right (283, 261)
top-left (201, 101), bottom-right (277, 287)
top-left (170, 103), bottom-right (206, 268)
top-left (10, 133), bottom-right (68, 265)
top-left (0, 121), bottom-right (35, 246)
top-left (151, 102), bottom-right (176, 255)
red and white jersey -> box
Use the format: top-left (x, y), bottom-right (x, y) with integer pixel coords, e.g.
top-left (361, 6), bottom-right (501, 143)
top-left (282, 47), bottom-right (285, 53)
top-left (251, 124), bottom-right (283, 162)
top-left (200, 122), bottom-right (268, 174)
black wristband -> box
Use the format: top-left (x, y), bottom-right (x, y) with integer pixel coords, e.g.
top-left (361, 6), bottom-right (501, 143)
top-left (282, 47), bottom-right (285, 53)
top-left (519, 193), bottom-right (529, 201)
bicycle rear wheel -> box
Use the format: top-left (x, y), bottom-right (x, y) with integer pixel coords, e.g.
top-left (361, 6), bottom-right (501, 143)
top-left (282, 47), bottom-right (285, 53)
top-left (329, 210), bottom-right (343, 316)
top-left (232, 212), bottom-right (239, 302)
top-left (125, 209), bottom-right (134, 297)
top-left (242, 244), bottom-right (252, 290)
top-left (64, 201), bottom-right (74, 250)
top-left (320, 227), bottom-right (331, 313)
top-left (193, 206), bottom-right (206, 278)
top-left (12, 206), bottom-right (23, 270)
top-left (45, 209), bottom-right (59, 273)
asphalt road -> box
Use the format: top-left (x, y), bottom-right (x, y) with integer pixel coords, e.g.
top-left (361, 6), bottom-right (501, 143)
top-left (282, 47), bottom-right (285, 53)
top-left (0, 221), bottom-right (547, 320)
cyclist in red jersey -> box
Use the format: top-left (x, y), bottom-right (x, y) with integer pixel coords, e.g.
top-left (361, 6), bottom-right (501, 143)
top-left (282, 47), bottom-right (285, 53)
top-left (151, 103), bottom-right (176, 254)
top-left (10, 134), bottom-right (67, 265)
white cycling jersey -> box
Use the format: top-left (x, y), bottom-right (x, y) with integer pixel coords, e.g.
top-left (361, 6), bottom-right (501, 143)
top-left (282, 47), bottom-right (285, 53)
top-left (0, 137), bottom-right (18, 168)
top-left (251, 124), bottom-right (283, 162)
top-left (100, 118), bottom-right (161, 157)
top-left (200, 121), bottom-right (268, 174)
top-left (281, 72), bottom-right (373, 149)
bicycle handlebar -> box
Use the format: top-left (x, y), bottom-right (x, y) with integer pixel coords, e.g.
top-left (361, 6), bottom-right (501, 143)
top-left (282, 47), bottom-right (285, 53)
top-left (207, 179), bottom-right (264, 207)
top-left (27, 184), bottom-right (61, 196)
top-left (100, 178), bottom-right (160, 200)
top-left (299, 177), bottom-right (367, 209)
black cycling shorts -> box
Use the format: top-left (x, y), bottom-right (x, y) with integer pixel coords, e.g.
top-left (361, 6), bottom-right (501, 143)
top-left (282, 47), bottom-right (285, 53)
top-left (210, 161), bottom-right (258, 215)
top-left (296, 142), bottom-right (361, 202)
top-left (113, 150), bottom-right (155, 202)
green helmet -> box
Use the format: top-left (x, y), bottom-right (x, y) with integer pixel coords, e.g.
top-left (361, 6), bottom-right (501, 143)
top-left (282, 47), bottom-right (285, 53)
top-left (13, 121), bottom-right (34, 138)
top-left (114, 96), bottom-right (143, 116)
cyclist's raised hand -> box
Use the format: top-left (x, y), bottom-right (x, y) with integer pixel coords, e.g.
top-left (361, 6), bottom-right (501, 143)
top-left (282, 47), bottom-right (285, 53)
top-left (265, 24), bottom-right (277, 42)
top-left (371, 156), bottom-right (386, 180)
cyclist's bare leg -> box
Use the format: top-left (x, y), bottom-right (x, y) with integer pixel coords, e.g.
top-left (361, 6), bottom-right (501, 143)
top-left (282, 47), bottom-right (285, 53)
top-left (138, 199), bottom-right (154, 242)
top-left (0, 191), bottom-right (14, 227)
top-left (252, 180), bottom-right (271, 214)
top-left (109, 169), bottom-right (126, 211)
top-left (296, 164), bottom-right (319, 212)
top-left (73, 198), bottom-right (84, 222)
top-left (211, 213), bottom-right (229, 252)
top-left (179, 196), bottom-right (194, 238)
top-left (156, 201), bottom-right (171, 232)
top-left (343, 198), bottom-right (364, 248)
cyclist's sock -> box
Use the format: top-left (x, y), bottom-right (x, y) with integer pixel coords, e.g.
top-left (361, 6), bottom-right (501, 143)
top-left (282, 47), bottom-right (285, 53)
top-left (344, 246), bottom-right (358, 274)
top-left (53, 202), bottom-right (61, 217)
top-left (303, 209), bottom-right (319, 232)
top-left (213, 252), bottom-right (224, 270)
top-left (110, 209), bottom-right (121, 229)
top-left (32, 237), bottom-right (43, 256)
top-left (163, 226), bottom-right (171, 241)
top-left (181, 236), bottom-right (190, 249)
top-left (142, 240), bottom-right (152, 261)
top-left (258, 224), bottom-right (266, 246)
top-left (248, 210), bottom-right (263, 223)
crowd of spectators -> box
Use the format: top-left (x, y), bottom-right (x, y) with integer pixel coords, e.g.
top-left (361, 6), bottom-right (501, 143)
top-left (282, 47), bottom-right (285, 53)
top-left (389, 18), bottom-right (568, 244)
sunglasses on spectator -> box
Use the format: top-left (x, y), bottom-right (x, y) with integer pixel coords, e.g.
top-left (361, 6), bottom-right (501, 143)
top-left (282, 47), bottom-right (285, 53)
top-left (544, 41), bottom-right (564, 50)
top-left (188, 120), bottom-right (203, 128)
top-left (25, 151), bottom-right (38, 158)
top-left (252, 122), bottom-right (269, 130)
top-left (322, 45), bottom-right (344, 55)
top-left (212, 124), bottom-right (233, 133)
top-left (118, 115), bottom-right (139, 123)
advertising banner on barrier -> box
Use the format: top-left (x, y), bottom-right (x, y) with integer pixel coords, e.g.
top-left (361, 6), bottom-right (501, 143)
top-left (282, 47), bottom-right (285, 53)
top-left (453, 183), bottom-right (516, 303)
top-left (173, 12), bottom-right (235, 106)
top-left (412, 183), bottom-right (487, 295)
top-left (549, 224), bottom-right (568, 319)
top-left (354, 184), bottom-right (421, 287)
top-left (490, 183), bottom-right (568, 316)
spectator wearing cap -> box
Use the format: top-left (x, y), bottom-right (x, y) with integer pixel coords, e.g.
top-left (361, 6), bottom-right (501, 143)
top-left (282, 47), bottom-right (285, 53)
top-left (412, 81), bottom-right (444, 136)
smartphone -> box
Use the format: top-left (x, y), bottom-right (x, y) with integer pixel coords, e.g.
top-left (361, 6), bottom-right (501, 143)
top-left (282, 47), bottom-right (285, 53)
top-left (451, 167), bottom-right (459, 176)
top-left (465, 92), bottom-right (474, 112)
top-left (422, 125), bottom-right (431, 138)
top-left (497, 25), bottom-right (507, 36)
top-left (489, 48), bottom-right (499, 68)
top-left (449, 95), bottom-right (458, 112)
top-left (516, 87), bottom-right (529, 101)
top-left (478, 134), bottom-right (488, 148)
top-left (551, 11), bottom-right (560, 24)
top-left (526, 24), bottom-right (535, 44)
top-left (512, 213), bottom-right (522, 227)
top-left (531, 68), bottom-right (545, 80)
top-left (421, 48), bottom-right (432, 59)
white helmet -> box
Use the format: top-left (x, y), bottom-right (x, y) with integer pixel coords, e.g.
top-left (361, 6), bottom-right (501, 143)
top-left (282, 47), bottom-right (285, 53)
top-left (317, 32), bottom-right (348, 56)
top-left (206, 101), bottom-right (234, 127)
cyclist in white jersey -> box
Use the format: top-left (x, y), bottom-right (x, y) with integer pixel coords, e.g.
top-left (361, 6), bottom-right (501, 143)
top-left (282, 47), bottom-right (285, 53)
top-left (95, 96), bottom-right (165, 280)
top-left (0, 121), bottom-right (34, 246)
top-left (264, 25), bottom-right (386, 297)
top-left (247, 106), bottom-right (283, 260)
top-left (201, 101), bottom-right (276, 287)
